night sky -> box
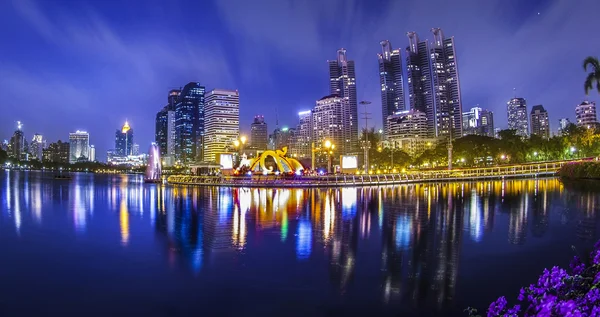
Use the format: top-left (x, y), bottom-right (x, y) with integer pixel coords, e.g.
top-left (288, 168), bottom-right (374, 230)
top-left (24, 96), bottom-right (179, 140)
top-left (1, 0), bottom-right (599, 158)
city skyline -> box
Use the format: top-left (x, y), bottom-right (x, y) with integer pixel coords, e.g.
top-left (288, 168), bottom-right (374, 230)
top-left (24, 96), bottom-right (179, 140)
top-left (2, 0), bottom-right (600, 158)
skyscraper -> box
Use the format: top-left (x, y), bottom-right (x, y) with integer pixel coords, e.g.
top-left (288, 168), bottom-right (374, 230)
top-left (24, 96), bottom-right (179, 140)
top-left (29, 134), bottom-right (44, 161)
top-left (9, 121), bottom-right (25, 160)
top-left (89, 145), bottom-right (96, 162)
top-left (575, 100), bottom-right (597, 128)
top-left (530, 105), bottom-right (550, 139)
top-left (175, 82), bottom-right (205, 162)
top-left (291, 110), bottom-right (313, 158)
top-left (406, 32), bottom-right (434, 136)
top-left (430, 28), bottom-right (463, 138)
top-left (312, 95), bottom-right (345, 152)
top-left (115, 121), bottom-right (133, 156)
top-left (204, 89), bottom-right (239, 162)
top-left (156, 89), bottom-right (180, 160)
top-left (462, 106), bottom-right (494, 137)
top-left (44, 140), bottom-right (69, 163)
top-left (69, 131), bottom-right (90, 163)
top-left (378, 40), bottom-right (404, 136)
top-left (328, 49), bottom-right (358, 153)
top-left (387, 109), bottom-right (435, 157)
top-left (507, 98), bottom-right (529, 137)
top-left (250, 115), bottom-right (268, 150)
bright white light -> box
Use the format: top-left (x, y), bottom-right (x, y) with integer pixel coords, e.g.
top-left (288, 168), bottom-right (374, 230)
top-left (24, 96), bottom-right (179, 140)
top-left (295, 170), bottom-right (301, 176)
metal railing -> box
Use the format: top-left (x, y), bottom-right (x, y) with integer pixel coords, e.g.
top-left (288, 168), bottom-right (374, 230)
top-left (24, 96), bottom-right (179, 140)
top-left (167, 160), bottom-right (566, 188)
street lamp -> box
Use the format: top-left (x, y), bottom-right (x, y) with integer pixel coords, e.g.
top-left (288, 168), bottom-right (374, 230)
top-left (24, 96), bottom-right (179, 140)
top-left (324, 140), bottom-right (334, 174)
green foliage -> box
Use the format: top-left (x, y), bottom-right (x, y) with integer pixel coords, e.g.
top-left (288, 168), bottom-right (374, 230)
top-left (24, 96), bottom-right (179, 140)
top-left (558, 161), bottom-right (600, 179)
top-left (584, 56), bottom-right (600, 95)
top-left (0, 148), bottom-right (6, 164)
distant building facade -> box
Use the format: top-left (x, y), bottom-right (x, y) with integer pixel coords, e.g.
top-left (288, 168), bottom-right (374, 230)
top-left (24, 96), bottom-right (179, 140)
top-left (558, 118), bottom-right (571, 135)
top-left (462, 106), bottom-right (494, 137)
top-left (575, 101), bottom-right (597, 128)
top-left (507, 97), bottom-right (529, 137)
top-left (175, 82), bottom-right (205, 162)
top-left (155, 89), bottom-right (180, 164)
top-left (387, 109), bottom-right (436, 157)
top-left (250, 115), bottom-right (268, 150)
top-left (9, 122), bottom-right (25, 160)
top-left (312, 95), bottom-right (345, 153)
top-left (204, 89), bottom-right (239, 162)
top-left (530, 105), bottom-right (550, 139)
top-left (329, 49), bottom-right (358, 153)
top-left (291, 110), bottom-right (313, 158)
top-left (69, 131), bottom-right (90, 163)
top-left (378, 40), bottom-right (404, 137)
top-left (115, 121), bottom-right (133, 156)
top-left (29, 134), bottom-right (44, 161)
top-left (43, 140), bottom-right (69, 163)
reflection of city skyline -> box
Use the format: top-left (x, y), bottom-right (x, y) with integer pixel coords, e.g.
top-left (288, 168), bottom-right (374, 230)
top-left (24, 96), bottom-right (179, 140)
top-left (1, 172), bottom-right (599, 313)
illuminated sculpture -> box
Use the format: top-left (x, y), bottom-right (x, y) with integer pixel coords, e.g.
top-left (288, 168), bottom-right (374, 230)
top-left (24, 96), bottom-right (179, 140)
top-left (246, 147), bottom-right (304, 174)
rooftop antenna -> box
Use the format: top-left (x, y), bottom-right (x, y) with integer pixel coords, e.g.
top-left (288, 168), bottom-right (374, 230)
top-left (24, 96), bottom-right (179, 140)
top-left (513, 87), bottom-right (517, 98)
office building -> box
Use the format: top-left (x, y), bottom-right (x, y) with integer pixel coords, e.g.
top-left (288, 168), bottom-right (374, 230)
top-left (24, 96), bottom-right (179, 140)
top-left (69, 131), bottom-right (90, 163)
top-left (328, 49), bottom-right (358, 153)
top-left (558, 118), bottom-right (571, 135)
top-left (270, 127), bottom-right (294, 150)
top-left (406, 32), bottom-right (433, 134)
top-left (115, 121), bottom-right (133, 156)
top-left (530, 105), bottom-right (550, 139)
top-left (132, 144), bottom-right (139, 156)
top-left (175, 82), bottom-right (205, 162)
top-left (312, 95), bottom-right (346, 154)
top-left (507, 97), bottom-right (529, 137)
top-left (89, 145), bottom-right (96, 162)
top-left (9, 121), bottom-right (25, 160)
top-left (250, 115), bottom-right (268, 150)
top-left (43, 140), bottom-right (69, 163)
top-left (575, 100), bottom-right (597, 128)
top-left (29, 134), bottom-right (44, 161)
top-left (155, 89), bottom-right (180, 161)
top-left (204, 89), bottom-right (239, 162)
top-left (462, 106), bottom-right (494, 137)
top-left (291, 110), bottom-right (312, 158)
top-left (387, 110), bottom-right (436, 157)
top-left (378, 40), bottom-right (404, 136)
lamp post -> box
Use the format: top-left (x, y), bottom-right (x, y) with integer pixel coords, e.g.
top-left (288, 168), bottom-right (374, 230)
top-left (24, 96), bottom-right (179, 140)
top-left (359, 100), bottom-right (372, 174)
top-left (324, 140), bottom-right (334, 174)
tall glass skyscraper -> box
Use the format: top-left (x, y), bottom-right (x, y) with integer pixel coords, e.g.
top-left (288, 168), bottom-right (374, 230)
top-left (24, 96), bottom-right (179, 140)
top-left (175, 82), bottom-right (205, 162)
top-left (378, 40), bottom-right (404, 137)
top-left (155, 89), bottom-right (180, 162)
top-left (406, 32), bottom-right (434, 136)
top-left (69, 131), bottom-right (90, 163)
top-left (204, 89), bottom-right (239, 162)
top-left (29, 134), bottom-right (44, 161)
top-left (507, 98), bottom-right (529, 137)
top-left (115, 121), bottom-right (133, 156)
top-left (328, 49), bottom-right (358, 154)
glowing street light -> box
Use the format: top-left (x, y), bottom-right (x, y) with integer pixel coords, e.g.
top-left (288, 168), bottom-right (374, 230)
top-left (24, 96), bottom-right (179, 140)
top-left (500, 154), bottom-right (506, 160)
top-left (323, 140), bottom-right (334, 174)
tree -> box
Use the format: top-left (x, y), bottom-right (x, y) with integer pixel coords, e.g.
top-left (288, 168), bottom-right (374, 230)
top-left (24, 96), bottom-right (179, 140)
top-left (0, 148), bottom-right (6, 165)
top-left (584, 56), bottom-right (600, 95)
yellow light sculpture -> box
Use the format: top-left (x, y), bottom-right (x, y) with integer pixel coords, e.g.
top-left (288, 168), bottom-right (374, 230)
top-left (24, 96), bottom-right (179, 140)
top-left (247, 147), bottom-right (304, 174)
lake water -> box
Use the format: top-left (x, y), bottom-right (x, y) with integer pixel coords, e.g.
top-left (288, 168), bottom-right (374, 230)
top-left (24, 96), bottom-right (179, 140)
top-left (0, 171), bottom-right (597, 317)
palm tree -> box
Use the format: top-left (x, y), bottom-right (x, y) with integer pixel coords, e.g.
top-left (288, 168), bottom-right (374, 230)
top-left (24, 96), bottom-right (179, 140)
top-left (583, 56), bottom-right (600, 95)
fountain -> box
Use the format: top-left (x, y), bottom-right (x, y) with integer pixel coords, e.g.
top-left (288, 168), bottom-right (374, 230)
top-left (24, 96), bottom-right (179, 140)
top-left (144, 143), bottom-right (162, 183)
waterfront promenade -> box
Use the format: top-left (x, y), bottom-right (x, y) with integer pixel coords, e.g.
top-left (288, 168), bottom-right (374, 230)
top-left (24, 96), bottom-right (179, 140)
top-left (167, 160), bottom-right (570, 188)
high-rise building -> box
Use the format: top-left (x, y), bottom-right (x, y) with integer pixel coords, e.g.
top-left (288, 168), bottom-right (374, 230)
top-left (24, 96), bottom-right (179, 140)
top-left (115, 121), bottom-right (133, 156)
top-left (430, 28), bottom-right (463, 138)
top-left (250, 115), bottom-right (268, 150)
top-left (8, 121), bottom-right (25, 160)
top-left (378, 40), bottom-right (404, 136)
top-left (312, 95), bottom-right (345, 152)
top-left (507, 97), bottom-right (529, 137)
top-left (387, 109), bottom-right (436, 157)
top-left (155, 90), bottom-right (180, 161)
top-left (575, 101), bottom-right (597, 128)
top-left (558, 118), bottom-right (571, 135)
top-left (29, 134), bottom-right (44, 161)
top-left (175, 82), bottom-right (205, 162)
top-left (530, 105), bottom-right (550, 139)
top-left (204, 89), bottom-right (239, 162)
top-left (270, 127), bottom-right (294, 150)
top-left (406, 32), bottom-right (434, 136)
top-left (69, 131), bottom-right (90, 163)
top-left (462, 106), bottom-right (494, 137)
top-left (132, 144), bottom-right (139, 156)
top-left (328, 49), bottom-right (358, 153)
top-left (291, 110), bottom-right (313, 158)
top-left (43, 140), bottom-right (69, 163)
top-left (89, 145), bottom-right (96, 162)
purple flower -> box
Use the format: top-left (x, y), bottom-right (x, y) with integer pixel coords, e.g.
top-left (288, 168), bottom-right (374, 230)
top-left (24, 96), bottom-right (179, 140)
top-left (593, 250), bottom-right (600, 265)
top-left (503, 304), bottom-right (520, 317)
top-left (518, 288), bottom-right (526, 301)
top-left (488, 296), bottom-right (508, 317)
top-left (588, 289), bottom-right (600, 305)
top-left (595, 272), bottom-right (600, 284)
top-left (570, 256), bottom-right (586, 275)
top-left (556, 300), bottom-right (578, 316)
top-left (590, 306), bottom-right (600, 317)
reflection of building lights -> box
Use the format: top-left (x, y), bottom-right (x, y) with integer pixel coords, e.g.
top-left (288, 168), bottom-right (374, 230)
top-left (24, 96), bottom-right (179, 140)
top-left (341, 188), bottom-right (357, 220)
top-left (323, 194), bottom-right (334, 242)
top-left (469, 189), bottom-right (482, 242)
top-left (296, 218), bottom-right (312, 260)
top-left (120, 199), bottom-right (130, 246)
top-left (395, 215), bottom-right (411, 250)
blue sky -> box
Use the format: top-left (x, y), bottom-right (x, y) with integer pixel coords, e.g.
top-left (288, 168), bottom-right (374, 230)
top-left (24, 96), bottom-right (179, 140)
top-left (1, 0), bottom-right (599, 157)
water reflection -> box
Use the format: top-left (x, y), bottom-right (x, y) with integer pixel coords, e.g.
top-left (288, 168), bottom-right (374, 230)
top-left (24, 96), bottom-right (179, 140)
top-left (2, 173), bottom-right (600, 315)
